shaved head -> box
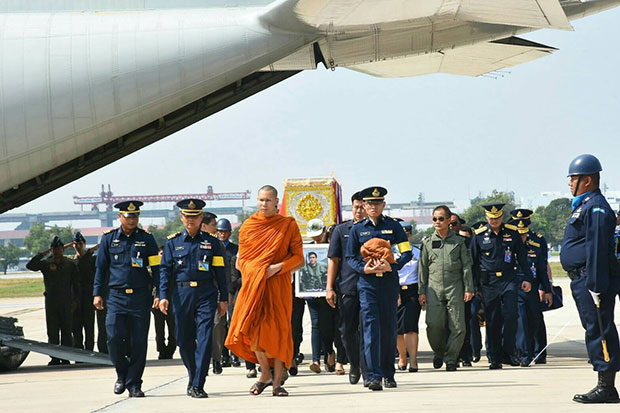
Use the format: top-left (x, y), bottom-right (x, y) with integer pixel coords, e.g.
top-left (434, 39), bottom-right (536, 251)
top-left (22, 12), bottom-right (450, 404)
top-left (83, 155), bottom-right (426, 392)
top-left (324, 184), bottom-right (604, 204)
top-left (258, 185), bottom-right (278, 198)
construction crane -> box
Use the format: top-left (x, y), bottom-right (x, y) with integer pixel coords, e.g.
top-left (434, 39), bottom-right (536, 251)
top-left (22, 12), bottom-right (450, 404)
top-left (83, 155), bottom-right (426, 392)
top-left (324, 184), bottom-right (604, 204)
top-left (74, 185), bottom-right (251, 211)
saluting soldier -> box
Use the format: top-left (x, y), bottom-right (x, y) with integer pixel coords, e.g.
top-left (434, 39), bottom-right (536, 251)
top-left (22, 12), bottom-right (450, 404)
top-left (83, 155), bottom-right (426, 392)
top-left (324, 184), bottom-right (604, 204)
top-left (70, 232), bottom-right (99, 352)
top-left (93, 201), bottom-right (161, 397)
top-left (509, 210), bottom-right (553, 367)
top-left (560, 154), bottom-right (619, 403)
top-left (345, 186), bottom-right (412, 391)
top-left (470, 203), bottom-right (533, 369)
top-left (159, 199), bottom-right (228, 399)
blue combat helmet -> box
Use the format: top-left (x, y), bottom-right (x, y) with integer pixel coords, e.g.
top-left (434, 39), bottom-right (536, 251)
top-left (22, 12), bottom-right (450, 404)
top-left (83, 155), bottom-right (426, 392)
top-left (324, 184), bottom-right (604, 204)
top-left (567, 154), bottom-right (602, 176)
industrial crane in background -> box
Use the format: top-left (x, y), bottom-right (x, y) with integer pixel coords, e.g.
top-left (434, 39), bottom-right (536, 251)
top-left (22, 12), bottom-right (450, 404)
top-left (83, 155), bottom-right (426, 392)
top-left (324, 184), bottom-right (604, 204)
top-left (73, 185), bottom-right (251, 212)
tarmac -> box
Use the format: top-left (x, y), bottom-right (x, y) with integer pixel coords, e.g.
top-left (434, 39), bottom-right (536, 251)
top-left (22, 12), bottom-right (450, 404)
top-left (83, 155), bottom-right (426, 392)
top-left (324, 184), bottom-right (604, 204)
top-left (1, 278), bottom-right (619, 413)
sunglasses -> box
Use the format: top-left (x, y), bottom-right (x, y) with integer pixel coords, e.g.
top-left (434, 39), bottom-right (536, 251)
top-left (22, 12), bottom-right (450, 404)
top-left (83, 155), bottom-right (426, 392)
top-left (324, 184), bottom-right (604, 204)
top-left (432, 216), bottom-right (448, 222)
top-left (449, 221), bottom-right (459, 227)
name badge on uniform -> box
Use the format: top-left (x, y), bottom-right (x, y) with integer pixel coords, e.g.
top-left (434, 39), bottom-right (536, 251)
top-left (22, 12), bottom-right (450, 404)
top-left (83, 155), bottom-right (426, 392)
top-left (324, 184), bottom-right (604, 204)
top-left (198, 262), bottom-right (210, 272)
top-left (504, 250), bottom-right (511, 263)
top-left (381, 229), bottom-right (393, 234)
top-left (132, 252), bottom-right (144, 268)
top-left (200, 241), bottom-right (212, 250)
top-left (431, 240), bottom-right (441, 249)
top-left (134, 241), bottom-right (146, 247)
top-left (175, 246), bottom-right (185, 251)
top-left (360, 231), bottom-right (370, 236)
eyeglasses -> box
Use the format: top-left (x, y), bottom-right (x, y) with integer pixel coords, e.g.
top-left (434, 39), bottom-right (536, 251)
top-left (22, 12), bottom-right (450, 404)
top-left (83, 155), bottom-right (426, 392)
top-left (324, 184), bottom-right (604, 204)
top-left (432, 216), bottom-right (447, 222)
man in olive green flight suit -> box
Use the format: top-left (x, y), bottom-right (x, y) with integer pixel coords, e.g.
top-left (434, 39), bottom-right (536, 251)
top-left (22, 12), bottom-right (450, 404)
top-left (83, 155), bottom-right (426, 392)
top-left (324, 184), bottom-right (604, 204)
top-left (419, 205), bottom-right (474, 371)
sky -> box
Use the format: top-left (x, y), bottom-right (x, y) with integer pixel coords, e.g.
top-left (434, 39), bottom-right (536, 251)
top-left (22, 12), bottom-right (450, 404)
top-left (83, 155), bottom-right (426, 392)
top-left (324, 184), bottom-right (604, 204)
top-left (9, 5), bottom-right (620, 216)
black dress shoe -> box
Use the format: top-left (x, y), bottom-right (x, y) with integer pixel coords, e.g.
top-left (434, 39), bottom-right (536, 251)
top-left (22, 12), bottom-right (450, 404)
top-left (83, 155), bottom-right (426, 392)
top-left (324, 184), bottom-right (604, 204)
top-left (472, 354), bottom-right (481, 363)
top-left (289, 365), bottom-right (298, 376)
top-left (114, 380), bottom-right (126, 395)
top-left (213, 361), bottom-right (223, 375)
top-left (489, 362), bottom-right (503, 370)
top-left (446, 364), bottom-right (457, 372)
top-left (232, 356), bottom-right (241, 367)
top-left (408, 366), bottom-right (418, 373)
top-left (363, 379), bottom-right (370, 388)
top-left (509, 356), bottom-right (520, 366)
top-left (191, 387), bottom-right (209, 398)
top-left (462, 360), bottom-right (472, 367)
top-left (128, 387), bottom-right (145, 398)
top-left (187, 382), bottom-right (192, 396)
top-left (383, 378), bottom-right (397, 388)
top-left (368, 380), bottom-right (383, 391)
top-left (246, 368), bottom-right (257, 378)
top-left (295, 353), bottom-right (304, 365)
top-left (433, 357), bottom-right (443, 369)
top-left (349, 366), bottom-right (361, 385)
top-left (221, 358), bottom-right (232, 368)
top-left (397, 365), bottom-right (407, 371)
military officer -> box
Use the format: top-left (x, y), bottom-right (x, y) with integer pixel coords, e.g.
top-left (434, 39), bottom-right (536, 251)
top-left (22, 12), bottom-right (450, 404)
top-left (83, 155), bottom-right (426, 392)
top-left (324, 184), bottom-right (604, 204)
top-left (94, 201), bottom-right (161, 397)
top-left (27, 236), bottom-right (79, 365)
top-left (419, 205), bottom-right (474, 372)
top-left (159, 199), bottom-right (228, 399)
top-left (470, 203), bottom-right (533, 369)
top-left (345, 186), bottom-right (412, 391)
top-left (560, 154), bottom-right (619, 403)
top-left (509, 210), bottom-right (553, 367)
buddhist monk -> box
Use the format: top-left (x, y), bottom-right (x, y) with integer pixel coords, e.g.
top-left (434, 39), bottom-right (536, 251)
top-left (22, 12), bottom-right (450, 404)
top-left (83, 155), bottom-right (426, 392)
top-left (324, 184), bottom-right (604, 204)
top-left (225, 185), bottom-right (304, 397)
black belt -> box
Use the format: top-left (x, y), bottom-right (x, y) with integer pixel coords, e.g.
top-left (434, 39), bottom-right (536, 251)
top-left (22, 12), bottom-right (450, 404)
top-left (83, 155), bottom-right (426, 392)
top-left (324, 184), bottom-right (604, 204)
top-left (567, 267), bottom-right (586, 281)
top-left (177, 279), bottom-right (212, 288)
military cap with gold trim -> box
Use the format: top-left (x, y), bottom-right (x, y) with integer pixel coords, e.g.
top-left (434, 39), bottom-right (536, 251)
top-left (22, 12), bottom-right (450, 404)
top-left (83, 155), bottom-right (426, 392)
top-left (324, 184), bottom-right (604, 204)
top-left (508, 218), bottom-right (531, 234)
top-left (510, 208), bottom-right (533, 220)
top-left (114, 200), bottom-right (143, 217)
top-left (360, 186), bottom-right (387, 201)
top-left (481, 203), bottom-right (505, 219)
top-left (471, 221), bottom-right (486, 231)
top-left (177, 198), bottom-right (206, 216)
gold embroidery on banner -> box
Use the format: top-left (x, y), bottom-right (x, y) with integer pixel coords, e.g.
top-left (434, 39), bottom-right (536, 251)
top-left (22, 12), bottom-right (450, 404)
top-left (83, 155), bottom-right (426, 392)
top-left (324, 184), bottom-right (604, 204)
top-left (296, 194), bottom-right (323, 221)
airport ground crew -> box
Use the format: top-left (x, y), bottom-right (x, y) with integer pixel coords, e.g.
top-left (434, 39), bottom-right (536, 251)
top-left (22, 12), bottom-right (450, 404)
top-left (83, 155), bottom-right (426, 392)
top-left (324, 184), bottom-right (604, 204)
top-left (26, 236), bottom-right (79, 365)
top-left (70, 232), bottom-right (98, 351)
top-left (346, 186), bottom-right (412, 391)
top-left (471, 203), bottom-right (533, 369)
top-left (560, 154), bottom-right (619, 404)
top-left (159, 199), bottom-right (228, 398)
top-left (509, 211), bottom-right (553, 367)
top-left (419, 205), bottom-right (474, 372)
top-left (93, 201), bottom-right (160, 397)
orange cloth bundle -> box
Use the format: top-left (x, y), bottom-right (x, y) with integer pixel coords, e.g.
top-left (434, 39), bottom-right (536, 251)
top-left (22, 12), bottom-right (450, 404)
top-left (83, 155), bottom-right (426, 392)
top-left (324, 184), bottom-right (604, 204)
top-left (360, 238), bottom-right (397, 264)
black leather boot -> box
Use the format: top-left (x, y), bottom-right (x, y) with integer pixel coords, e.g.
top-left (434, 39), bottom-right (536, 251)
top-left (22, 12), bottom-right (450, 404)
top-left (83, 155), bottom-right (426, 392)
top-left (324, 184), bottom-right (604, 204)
top-left (573, 371), bottom-right (620, 404)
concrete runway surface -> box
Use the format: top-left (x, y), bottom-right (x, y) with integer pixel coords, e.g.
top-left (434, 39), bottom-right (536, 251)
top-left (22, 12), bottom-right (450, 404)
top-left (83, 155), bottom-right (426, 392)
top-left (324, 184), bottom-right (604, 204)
top-left (1, 278), bottom-right (619, 412)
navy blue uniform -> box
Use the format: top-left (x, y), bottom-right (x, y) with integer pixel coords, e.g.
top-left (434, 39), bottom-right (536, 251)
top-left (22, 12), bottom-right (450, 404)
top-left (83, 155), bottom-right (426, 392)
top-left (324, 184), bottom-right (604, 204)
top-left (160, 230), bottom-right (228, 389)
top-left (561, 189), bottom-right (620, 372)
top-left (94, 227), bottom-right (160, 391)
top-left (328, 220), bottom-right (368, 380)
top-left (346, 216), bottom-right (412, 382)
top-left (471, 224), bottom-right (533, 365)
top-left (516, 232), bottom-right (551, 364)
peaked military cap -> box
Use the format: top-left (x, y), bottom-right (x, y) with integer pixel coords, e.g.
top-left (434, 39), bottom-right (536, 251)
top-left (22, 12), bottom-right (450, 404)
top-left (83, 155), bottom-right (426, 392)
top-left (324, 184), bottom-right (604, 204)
top-left (482, 203), bottom-right (505, 219)
top-left (50, 236), bottom-right (63, 248)
top-left (511, 208), bottom-right (533, 220)
top-left (508, 218), bottom-right (531, 234)
top-left (400, 221), bottom-right (413, 233)
top-left (471, 221), bottom-right (487, 231)
top-left (114, 200), bottom-right (143, 217)
top-left (73, 232), bottom-right (86, 243)
top-left (177, 198), bottom-right (205, 216)
top-left (360, 186), bottom-right (387, 201)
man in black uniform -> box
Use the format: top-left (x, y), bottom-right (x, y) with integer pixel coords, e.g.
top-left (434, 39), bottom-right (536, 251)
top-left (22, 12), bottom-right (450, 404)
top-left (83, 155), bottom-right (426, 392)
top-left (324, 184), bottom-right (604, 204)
top-left (326, 191), bottom-right (368, 385)
top-left (94, 201), bottom-right (161, 397)
top-left (27, 236), bottom-right (79, 365)
top-left (470, 203), bottom-right (533, 369)
top-left (70, 232), bottom-right (99, 352)
top-left (560, 154), bottom-right (619, 403)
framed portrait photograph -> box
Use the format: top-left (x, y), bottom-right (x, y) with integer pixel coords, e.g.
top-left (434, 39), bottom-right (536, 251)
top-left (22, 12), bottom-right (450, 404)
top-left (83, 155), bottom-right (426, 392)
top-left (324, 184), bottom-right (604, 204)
top-left (295, 244), bottom-right (329, 298)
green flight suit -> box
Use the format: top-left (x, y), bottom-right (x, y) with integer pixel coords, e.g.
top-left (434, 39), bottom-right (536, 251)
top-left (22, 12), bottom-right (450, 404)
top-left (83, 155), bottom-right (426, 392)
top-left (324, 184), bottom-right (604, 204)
top-left (419, 230), bottom-right (474, 364)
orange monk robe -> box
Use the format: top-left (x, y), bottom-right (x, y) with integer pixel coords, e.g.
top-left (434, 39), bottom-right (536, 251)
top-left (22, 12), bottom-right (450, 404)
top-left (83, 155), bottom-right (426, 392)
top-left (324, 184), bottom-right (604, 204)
top-left (225, 212), bottom-right (303, 368)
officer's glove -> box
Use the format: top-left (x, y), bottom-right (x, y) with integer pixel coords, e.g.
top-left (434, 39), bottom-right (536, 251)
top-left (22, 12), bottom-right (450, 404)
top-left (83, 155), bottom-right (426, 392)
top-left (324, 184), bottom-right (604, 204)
top-left (588, 290), bottom-right (601, 306)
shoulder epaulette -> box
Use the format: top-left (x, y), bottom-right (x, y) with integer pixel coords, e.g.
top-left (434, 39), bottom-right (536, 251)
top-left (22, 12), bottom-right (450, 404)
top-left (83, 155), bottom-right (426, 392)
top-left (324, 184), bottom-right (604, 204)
top-left (504, 224), bottom-right (517, 231)
top-left (474, 226), bottom-right (488, 235)
top-left (103, 229), bottom-right (113, 235)
top-left (143, 229), bottom-right (151, 234)
top-left (167, 232), bottom-right (181, 239)
top-left (527, 239), bottom-right (541, 248)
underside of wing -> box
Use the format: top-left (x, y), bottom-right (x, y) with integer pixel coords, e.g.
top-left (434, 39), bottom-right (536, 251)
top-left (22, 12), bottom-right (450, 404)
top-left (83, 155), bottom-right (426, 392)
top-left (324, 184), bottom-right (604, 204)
top-left (348, 36), bottom-right (557, 78)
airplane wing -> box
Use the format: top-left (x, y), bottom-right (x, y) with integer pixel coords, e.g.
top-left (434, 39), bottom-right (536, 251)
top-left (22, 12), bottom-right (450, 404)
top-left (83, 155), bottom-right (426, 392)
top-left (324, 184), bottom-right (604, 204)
top-left (277, 0), bottom-right (572, 30)
top-left (348, 37), bottom-right (557, 78)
